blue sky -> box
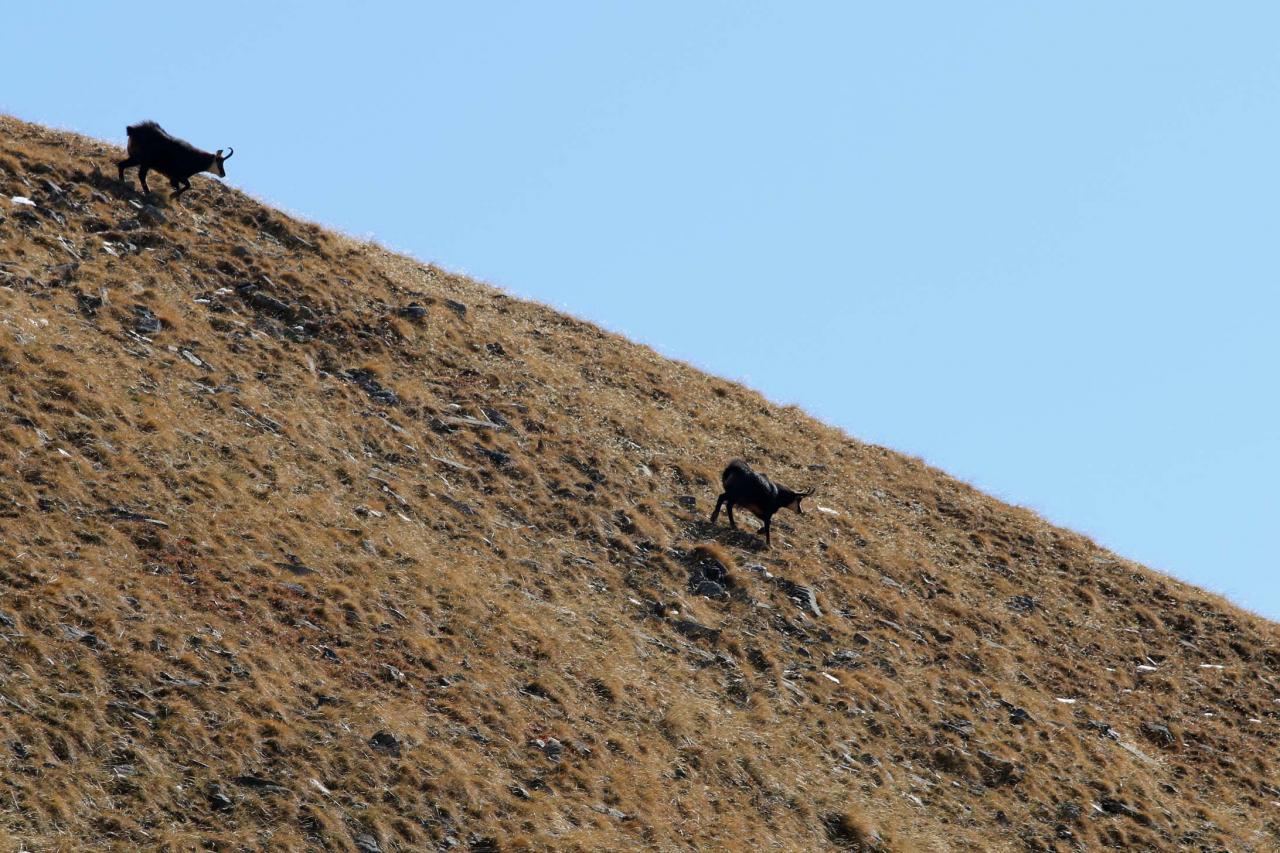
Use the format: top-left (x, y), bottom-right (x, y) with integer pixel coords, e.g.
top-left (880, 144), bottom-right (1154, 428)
top-left (7, 3), bottom-right (1278, 618)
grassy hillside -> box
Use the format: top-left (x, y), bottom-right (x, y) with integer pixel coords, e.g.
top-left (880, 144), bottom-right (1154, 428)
top-left (1, 115), bottom-right (1277, 852)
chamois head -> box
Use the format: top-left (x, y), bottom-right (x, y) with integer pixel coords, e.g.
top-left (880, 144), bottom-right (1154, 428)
top-left (211, 147), bottom-right (234, 177)
top-left (781, 486), bottom-right (816, 514)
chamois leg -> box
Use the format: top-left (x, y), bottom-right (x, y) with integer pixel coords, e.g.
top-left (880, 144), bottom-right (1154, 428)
top-left (761, 514), bottom-right (772, 546)
top-left (171, 177), bottom-right (190, 199)
top-left (710, 494), bottom-right (726, 524)
top-left (137, 166), bottom-right (151, 194)
top-left (117, 157), bottom-right (137, 182)
top-left (726, 503), bottom-right (737, 530)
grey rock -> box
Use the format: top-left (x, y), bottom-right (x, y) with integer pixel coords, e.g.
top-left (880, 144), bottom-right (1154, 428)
top-left (1006, 595), bottom-right (1035, 614)
top-left (231, 775), bottom-right (285, 793)
top-left (825, 649), bottom-right (861, 667)
top-left (540, 738), bottom-right (563, 760)
top-left (442, 414), bottom-right (501, 430)
top-left (396, 303), bottom-right (428, 322)
top-left (977, 750), bottom-right (1023, 787)
top-left (474, 445), bottom-right (511, 468)
top-left (772, 577), bottom-right (822, 617)
top-left (1086, 719), bottom-right (1120, 741)
top-left (354, 834), bottom-right (381, 853)
top-left (60, 623), bottom-right (102, 649)
top-left (110, 508), bottom-right (169, 527)
top-left (1140, 721), bottom-right (1176, 748)
top-left (77, 291), bottom-right (103, 316)
top-left (139, 204), bottom-right (166, 225)
top-left (207, 784), bottom-right (233, 811)
top-left (248, 291), bottom-right (296, 320)
top-left (133, 306), bottom-right (162, 335)
top-left (343, 368), bottom-right (399, 406)
top-left (592, 805), bottom-right (629, 820)
top-left (673, 619), bottom-right (721, 643)
top-left (480, 407), bottom-right (509, 427)
top-left (694, 580), bottom-right (727, 599)
top-left (1098, 797), bottom-right (1140, 819)
top-left (1008, 706), bottom-right (1033, 725)
top-left (442, 495), bottom-right (476, 516)
top-left (369, 730), bottom-right (401, 756)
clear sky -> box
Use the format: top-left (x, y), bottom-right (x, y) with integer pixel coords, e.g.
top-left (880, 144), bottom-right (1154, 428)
top-left (7, 3), bottom-right (1278, 619)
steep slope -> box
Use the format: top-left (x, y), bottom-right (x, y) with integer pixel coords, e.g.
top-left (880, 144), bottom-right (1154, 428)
top-left (1, 115), bottom-right (1277, 852)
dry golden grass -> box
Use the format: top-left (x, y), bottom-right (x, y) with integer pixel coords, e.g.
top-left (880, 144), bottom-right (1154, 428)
top-left (2, 114), bottom-right (1279, 851)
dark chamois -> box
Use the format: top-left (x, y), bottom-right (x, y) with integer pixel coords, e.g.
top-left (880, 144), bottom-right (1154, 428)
top-left (117, 121), bottom-right (233, 198)
top-left (710, 459), bottom-right (813, 546)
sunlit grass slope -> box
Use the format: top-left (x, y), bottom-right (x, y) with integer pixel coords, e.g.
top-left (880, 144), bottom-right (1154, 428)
top-left (2, 115), bottom-right (1278, 852)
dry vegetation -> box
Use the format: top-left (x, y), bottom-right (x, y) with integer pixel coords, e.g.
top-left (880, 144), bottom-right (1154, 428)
top-left (1, 115), bottom-right (1278, 852)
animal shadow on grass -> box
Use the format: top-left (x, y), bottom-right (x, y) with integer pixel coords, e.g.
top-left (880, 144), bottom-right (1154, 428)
top-left (110, 175), bottom-right (167, 207)
top-left (686, 517), bottom-right (768, 553)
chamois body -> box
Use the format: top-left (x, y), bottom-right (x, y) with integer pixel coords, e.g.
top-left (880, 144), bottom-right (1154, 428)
top-left (710, 459), bottom-right (812, 545)
top-left (117, 121), bottom-right (233, 198)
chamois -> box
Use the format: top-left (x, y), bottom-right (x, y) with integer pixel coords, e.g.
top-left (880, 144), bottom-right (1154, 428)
top-left (117, 121), bottom-right (233, 198)
top-left (710, 459), bottom-right (813, 546)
